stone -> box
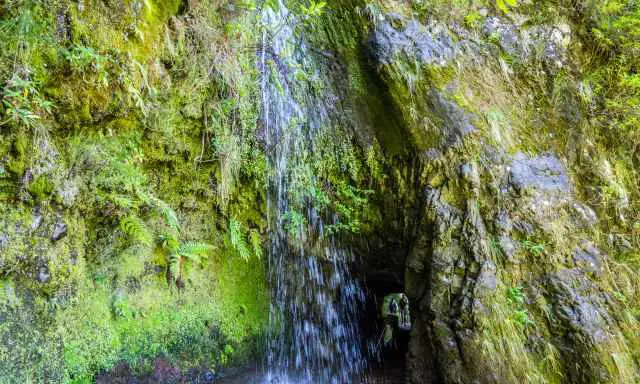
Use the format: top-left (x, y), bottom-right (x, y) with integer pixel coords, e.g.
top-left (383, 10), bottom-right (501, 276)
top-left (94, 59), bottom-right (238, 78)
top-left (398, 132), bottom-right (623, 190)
top-left (494, 210), bottom-right (512, 233)
top-left (498, 235), bottom-right (518, 262)
top-left (51, 218), bottom-right (67, 241)
top-left (36, 266), bottom-right (50, 283)
top-left (475, 261), bottom-right (498, 296)
top-left (31, 208), bottom-right (43, 231)
top-left (0, 233), bottom-right (8, 250)
top-left (509, 152), bottom-right (571, 194)
top-left (548, 269), bottom-right (612, 343)
top-left (460, 162), bottom-right (480, 193)
top-left (57, 179), bottom-right (80, 207)
top-left (429, 91), bottom-right (476, 149)
top-left (572, 202), bottom-right (598, 227)
top-left (484, 17), bottom-right (520, 56)
top-left (573, 241), bottom-right (603, 276)
top-left (369, 15), bottom-right (457, 66)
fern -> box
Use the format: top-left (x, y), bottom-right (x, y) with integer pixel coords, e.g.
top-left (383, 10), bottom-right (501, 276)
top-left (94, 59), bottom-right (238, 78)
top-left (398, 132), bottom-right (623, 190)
top-left (151, 197), bottom-right (181, 231)
top-left (249, 230), bottom-right (263, 259)
top-left (159, 233), bottom-right (180, 252)
top-left (161, 234), bottom-right (213, 288)
top-left (301, 1), bottom-right (327, 17)
top-left (229, 218), bottom-right (251, 260)
top-left (179, 242), bottom-right (214, 263)
top-left (120, 215), bottom-right (153, 246)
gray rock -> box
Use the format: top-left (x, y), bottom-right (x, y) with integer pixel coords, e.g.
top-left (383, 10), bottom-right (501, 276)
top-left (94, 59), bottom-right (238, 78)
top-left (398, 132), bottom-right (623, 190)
top-left (51, 218), bottom-right (67, 241)
top-left (484, 17), bottom-right (570, 69)
top-left (484, 17), bottom-right (520, 56)
top-left (513, 220), bottom-right (534, 235)
top-left (475, 261), bottom-right (498, 296)
top-left (57, 179), bottom-right (80, 207)
top-left (429, 91), bottom-right (476, 149)
top-left (369, 16), bottom-right (457, 66)
top-left (548, 269), bottom-right (612, 343)
top-left (509, 152), bottom-right (571, 194)
top-left (573, 241), bottom-right (603, 276)
top-left (31, 208), bottom-right (43, 230)
top-left (0, 233), bottom-right (8, 250)
top-left (498, 235), bottom-right (518, 262)
top-left (572, 202), bottom-right (598, 227)
top-left (460, 162), bottom-right (480, 192)
top-left (36, 266), bottom-right (50, 283)
top-left (494, 210), bottom-right (512, 233)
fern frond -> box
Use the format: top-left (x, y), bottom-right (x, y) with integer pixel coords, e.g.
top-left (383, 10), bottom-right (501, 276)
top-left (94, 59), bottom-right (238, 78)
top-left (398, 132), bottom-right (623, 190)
top-left (249, 229), bottom-right (263, 259)
top-left (120, 215), bottom-right (153, 246)
top-left (229, 218), bottom-right (251, 260)
top-left (151, 197), bottom-right (181, 231)
top-left (159, 233), bottom-right (180, 252)
top-left (179, 242), bottom-right (214, 261)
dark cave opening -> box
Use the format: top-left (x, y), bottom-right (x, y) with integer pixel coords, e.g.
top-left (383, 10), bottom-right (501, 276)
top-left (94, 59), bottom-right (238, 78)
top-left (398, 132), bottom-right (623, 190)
top-left (358, 265), bottom-right (411, 383)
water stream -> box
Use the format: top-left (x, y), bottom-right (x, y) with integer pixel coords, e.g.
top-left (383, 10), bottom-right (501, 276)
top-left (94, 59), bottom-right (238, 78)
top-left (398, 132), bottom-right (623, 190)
top-left (259, 2), bottom-right (367, 383)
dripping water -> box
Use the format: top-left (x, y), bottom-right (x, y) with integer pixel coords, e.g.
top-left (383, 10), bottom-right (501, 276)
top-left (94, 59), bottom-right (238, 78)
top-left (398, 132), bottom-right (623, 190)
top-left (259, 1), bottom-right (367, 383)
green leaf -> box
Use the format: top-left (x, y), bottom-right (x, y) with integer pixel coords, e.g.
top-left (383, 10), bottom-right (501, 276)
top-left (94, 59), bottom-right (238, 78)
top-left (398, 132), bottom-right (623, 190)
top-left (179, 242), bottom-right (214, 261)
top-left (249, 230), bottom-right (263, 259)
top-left (159, 233), bottom-right (180, 252)
top-left (151, 198), bottom-right (181, 231)
top-left (120, 215), bottom-right (153, 246)
top-left (229, 218), bottom-right (251, 260)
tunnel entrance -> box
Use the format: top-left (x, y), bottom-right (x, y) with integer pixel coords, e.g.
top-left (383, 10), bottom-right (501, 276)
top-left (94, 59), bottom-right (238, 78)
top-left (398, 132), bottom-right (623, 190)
top-left (359, 269), bottom-right (411, 383)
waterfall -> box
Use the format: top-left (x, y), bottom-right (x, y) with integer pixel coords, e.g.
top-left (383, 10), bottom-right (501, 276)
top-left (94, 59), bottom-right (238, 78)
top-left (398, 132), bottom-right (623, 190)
top-left (259, 2), bottom-right (366, 383)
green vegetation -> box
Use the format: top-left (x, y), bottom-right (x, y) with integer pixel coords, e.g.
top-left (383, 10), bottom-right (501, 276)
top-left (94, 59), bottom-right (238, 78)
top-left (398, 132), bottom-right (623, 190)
top-left (0, 0), bottom-right (639, 382)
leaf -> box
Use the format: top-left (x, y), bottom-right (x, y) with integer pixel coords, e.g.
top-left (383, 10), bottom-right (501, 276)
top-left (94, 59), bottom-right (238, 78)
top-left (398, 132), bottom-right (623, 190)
top-left (120, 215), bottom-right (153, 246)
top-left (496, 0), bottom-right (517, 12)
top-left (249, 230), bottom-right (263, 259)
top-left (152, 198), bottom-right (181, 231)
top-left (229, 218), bottom-right (251, 260)
top-left (159, 233), bottom-right (180, 252)
top-left (179, 242), bottom-right (214, 262)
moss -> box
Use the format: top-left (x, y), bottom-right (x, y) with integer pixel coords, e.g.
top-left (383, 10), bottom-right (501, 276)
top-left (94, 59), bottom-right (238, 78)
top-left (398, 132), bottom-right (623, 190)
top-left (27, 175), bottom-right (54, 201)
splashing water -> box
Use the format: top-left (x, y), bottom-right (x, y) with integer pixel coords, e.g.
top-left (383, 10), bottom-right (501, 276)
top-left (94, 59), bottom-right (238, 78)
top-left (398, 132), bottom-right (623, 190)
top-left (259, 2), bottom-right (366, 383)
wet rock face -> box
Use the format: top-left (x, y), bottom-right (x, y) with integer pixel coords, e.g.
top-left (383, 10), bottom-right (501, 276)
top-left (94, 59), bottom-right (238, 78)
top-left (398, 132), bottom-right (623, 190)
top-left (402, 152), bottom-right (629, 383)
top-left (508, 152), bottom-right (571, 194)
top-left (369, 14), bottom-right (457, 66)
top-left (362, 9), bottom-right (633, 379)
top-left (483, 16), bottom-right (571, 68)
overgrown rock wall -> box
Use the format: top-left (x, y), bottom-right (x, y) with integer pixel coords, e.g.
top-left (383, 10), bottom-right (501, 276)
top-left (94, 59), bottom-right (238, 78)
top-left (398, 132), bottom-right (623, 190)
top-left (0, 0), bottom-right (638, 382)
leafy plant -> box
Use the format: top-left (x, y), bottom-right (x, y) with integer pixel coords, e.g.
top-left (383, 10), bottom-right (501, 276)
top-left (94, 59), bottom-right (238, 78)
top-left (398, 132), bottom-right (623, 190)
top-left (300, 1), bottom-right (327, 18)
top-left (0, 73), bottom-right (53, 133)
top-left (512, 309), bottom-right (534, 327)
top-left (507, 286), bottom-right (534, 328)
top-left (249, 229), bottom-right (263, 259)
top-left (63, 45), bottom-right (110, 87)
top-left (496, 0), bottom-right (517, 13)
top-left (507, 286), bottom-right (526, 305)
top-left (160, 233), bottom-right (214, 288)
top-left (229, 217), bottom-right (251, 260)
top-left (119, 215), bottom-right (153, 247)
top-left (521, 239), bottom-right (546, 257)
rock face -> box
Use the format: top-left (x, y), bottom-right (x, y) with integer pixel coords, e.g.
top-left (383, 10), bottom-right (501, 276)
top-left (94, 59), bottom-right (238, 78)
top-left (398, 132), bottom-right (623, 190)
top-left (358, 8), bottom-right (638, 384)
top-left (369, 15), bottom-right (457, 65)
